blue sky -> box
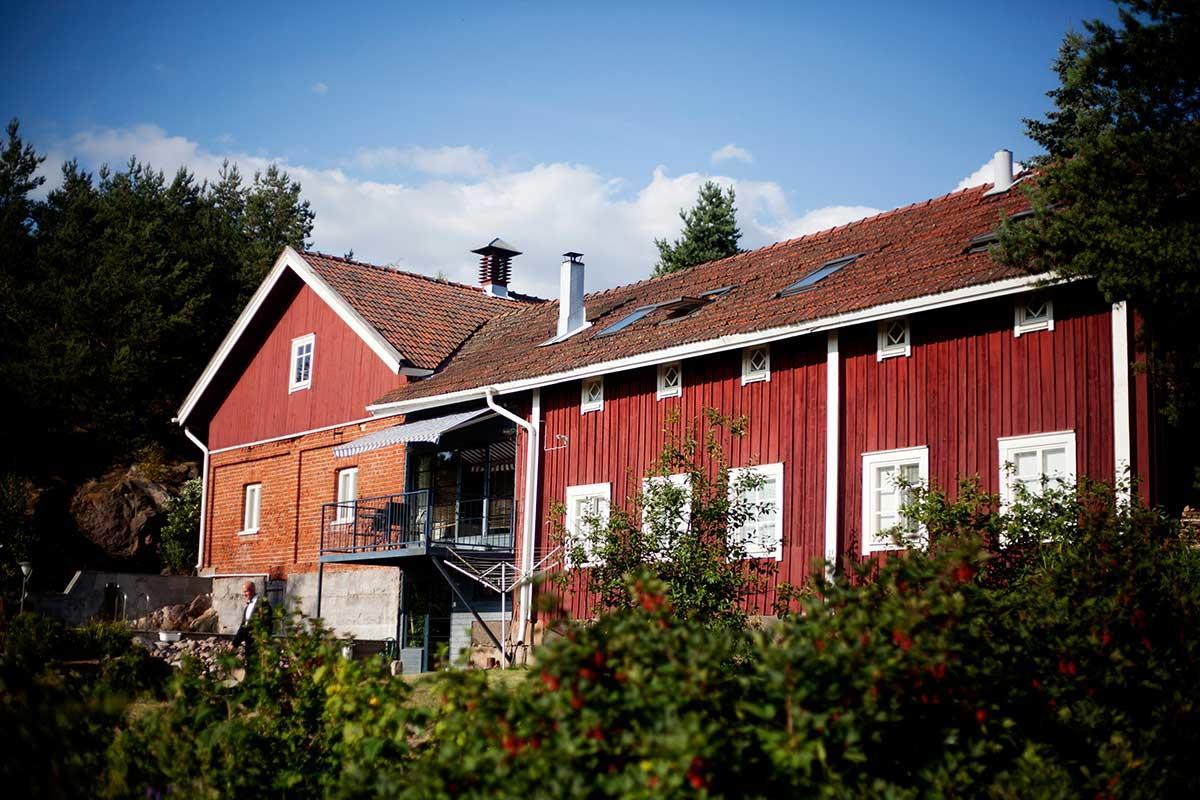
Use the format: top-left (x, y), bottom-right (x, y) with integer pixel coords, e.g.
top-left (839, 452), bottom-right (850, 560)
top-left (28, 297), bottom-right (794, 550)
top-left (2, 0), bottom-right (1117, 296)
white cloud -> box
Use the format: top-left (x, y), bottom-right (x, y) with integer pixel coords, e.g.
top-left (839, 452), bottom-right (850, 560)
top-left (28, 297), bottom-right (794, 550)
top-left (711, 143), bottom-right (753, 164)
top-left (312, 81), bottom-right (328, 95)
top-left (42, 124), bottom-right (885, 298)
top-left (956, 156), bottom-right (1026, 191)
top-left (351, 145), bottom-right (492, 178)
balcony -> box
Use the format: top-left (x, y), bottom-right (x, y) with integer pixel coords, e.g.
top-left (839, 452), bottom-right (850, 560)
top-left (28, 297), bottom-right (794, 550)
top-left (320, 489), bottom-right (515, 561)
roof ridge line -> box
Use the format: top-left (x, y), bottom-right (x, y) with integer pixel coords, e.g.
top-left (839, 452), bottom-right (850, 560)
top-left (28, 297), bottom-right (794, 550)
top-left (302, 249), bottom-right (538, 301)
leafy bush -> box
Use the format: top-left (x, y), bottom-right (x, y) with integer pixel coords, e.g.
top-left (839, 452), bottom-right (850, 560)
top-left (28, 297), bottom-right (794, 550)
top-left (0, 614), bottom-right (165, 799)
top-left (158, 476), bottom-right (200, 574)
top-left (7, 480), bottom-right (1200, 798)
top-left (553, 410), bottom-right (780, 632)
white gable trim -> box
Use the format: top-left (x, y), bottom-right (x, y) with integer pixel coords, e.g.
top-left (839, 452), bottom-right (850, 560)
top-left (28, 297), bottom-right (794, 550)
top-left (370, 272), bottom-right (1073, 415)
top-left (175, 247), bottom-right (405, 426)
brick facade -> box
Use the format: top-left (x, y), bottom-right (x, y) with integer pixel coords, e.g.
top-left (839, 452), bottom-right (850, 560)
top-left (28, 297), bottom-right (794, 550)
top-left (203, 415), bottom-right (408, 578)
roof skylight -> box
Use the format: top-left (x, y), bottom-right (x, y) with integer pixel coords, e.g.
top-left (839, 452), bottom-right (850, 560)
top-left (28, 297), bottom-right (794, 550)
top-left (594, 305), bottom-right (657, 337)
top-left (594, 285), bottom-right (737, 338)
top-left (965, 209), bottom-right (1035, 253)
top-left (779, 254), bottom-right (861, 297)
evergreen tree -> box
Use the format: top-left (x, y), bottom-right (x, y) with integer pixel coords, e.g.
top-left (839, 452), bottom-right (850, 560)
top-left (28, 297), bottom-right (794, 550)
top-left (241, 164), bottom-right (314, 299)
top-left (994, 0), bottom-right (1200, 498)
top-left (653, 181), bottom-right (741, 276)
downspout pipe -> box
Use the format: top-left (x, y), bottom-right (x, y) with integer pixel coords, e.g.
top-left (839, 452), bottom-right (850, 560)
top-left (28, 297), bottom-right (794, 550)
top-left (180, 425), bottom-right (210, 572)
top-left (484, 386), bottom-right (540, 653)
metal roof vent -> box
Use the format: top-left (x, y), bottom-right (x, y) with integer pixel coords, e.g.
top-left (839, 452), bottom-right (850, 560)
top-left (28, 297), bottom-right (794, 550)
top-left (472, 238), bottom-right (522, 298)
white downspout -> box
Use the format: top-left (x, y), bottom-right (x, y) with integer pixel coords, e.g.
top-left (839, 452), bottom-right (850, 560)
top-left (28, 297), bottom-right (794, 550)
top-left (181, 426), bottom-right (210, 572)
top-left (485, 386), bottom-right (540, 655)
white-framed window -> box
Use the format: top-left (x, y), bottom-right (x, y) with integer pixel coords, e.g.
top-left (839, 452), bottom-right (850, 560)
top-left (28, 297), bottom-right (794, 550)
top-left (741, 345), bottom-right (770, 384)
top-left (1014, 296), bottom-right (1054, 337)
top-left (564, 483), bottom-right (611, 568)
top-left (641, 473), bottom-right (692, 546)
top-left (997, 430), bottom-right (1076, 508)
top-left (861, 446), bottom-right (929, 554)
top-left (289, 333), bottom-right (315, 392)
top-left (241, 483), bottom-right (262, 535)
top-left (580, 376), bottom-right (604, 413)
top-left (335, 467), bottom-right (359, 524)
top-left (728, 462), bottom-right (784, 560)
top-left (877, 318), bottom-right (911, 360)
top-left (657, 361), bottom-right (682, 399)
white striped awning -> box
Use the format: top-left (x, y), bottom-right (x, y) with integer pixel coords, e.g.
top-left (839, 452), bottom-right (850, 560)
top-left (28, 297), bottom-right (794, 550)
top-left (333, 408), bottom-right (491, 458)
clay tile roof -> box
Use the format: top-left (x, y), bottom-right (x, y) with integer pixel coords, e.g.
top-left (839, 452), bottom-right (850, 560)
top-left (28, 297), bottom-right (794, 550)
top-left (299, 251), bottom-right (543, 371)
top-left (372, 181), bottom-right (1036, 406)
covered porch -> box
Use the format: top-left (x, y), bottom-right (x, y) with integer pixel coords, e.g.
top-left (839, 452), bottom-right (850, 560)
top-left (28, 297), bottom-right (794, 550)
top-left (316, 407), bottom-right (519, 671)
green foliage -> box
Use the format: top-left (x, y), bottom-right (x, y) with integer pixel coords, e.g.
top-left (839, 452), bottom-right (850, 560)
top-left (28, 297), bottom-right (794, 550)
top-left (0, 125), bottom-right (315, 485)
top-left (158, 477), bottom-right (201, 574)
top-left (6, 487), bottom-right (1200, 797)
top-left (993, 0), bottom-right (1200, 493)
top-left (105, 614), bottom-right (417, 799)
top-left (653, 180), bottom-right (742, 275)
top-left (0, 122), bottom-right (315, 576)
top-left (0, 613), bottom-right (168, 799)
top-left (554, 410), bottom-right (777, 632)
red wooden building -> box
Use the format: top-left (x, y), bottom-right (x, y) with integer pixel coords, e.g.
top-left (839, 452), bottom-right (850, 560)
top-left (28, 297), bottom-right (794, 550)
top-left (180, 153), bottom-right (1162, 668)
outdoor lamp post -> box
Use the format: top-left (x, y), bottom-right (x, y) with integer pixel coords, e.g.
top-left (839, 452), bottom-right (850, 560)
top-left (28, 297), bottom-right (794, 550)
top-left (18, 561), bottom-right (32, 614)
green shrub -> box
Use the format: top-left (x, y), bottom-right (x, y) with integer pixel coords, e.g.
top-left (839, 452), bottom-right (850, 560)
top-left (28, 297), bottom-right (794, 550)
top-left (158, 476), bottom-right (200, 574)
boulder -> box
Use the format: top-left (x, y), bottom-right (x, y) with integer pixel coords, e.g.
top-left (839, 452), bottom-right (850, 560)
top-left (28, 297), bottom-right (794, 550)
top-left (69, 462), bottom-right (196, 565)
top-left (189, 607), bottom-right (219, 633)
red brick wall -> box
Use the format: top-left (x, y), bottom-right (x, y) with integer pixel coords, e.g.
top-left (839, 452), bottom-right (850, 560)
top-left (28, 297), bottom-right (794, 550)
top-left (204, 416), bottom-right (407, 576)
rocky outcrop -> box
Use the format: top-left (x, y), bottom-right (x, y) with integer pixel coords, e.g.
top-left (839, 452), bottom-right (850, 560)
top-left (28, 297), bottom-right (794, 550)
top-left (69, 462), bottom-right (196, 566)
top-left (130, 593), bottom-right (218, 633)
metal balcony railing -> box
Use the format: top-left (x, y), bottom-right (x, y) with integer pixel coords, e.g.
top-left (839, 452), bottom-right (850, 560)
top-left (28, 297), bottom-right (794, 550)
top-left (320, 489), bottom-right (515, 557)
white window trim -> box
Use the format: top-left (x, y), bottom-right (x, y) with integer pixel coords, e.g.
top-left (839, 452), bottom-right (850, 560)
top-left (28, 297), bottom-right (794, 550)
top-left (564, 482), bottom-right (611, 569)
top-left (877, 317), bottom-right (912, 361)
top-left (240, 483), bottom-right (262, 535)
top-left (335, 467), bottom-right (358, 524)
top-left (741, 345), bottom-right (771, 385)
top-left (860, 446), bottom-right (929, 554)
top-left (1013, 297), bottom-right (1054, 337)
top-left (289, 333), bottom-right (315, 392)
top-left (728, 462), bottom-right (784, 561)
top-left (580, 376), bottom-right (604, 413)
top-left (641, 473), bottom-right (692, 548)
top-left (656, 361), bottom-right (683, 400)
top-left (997, 430), bottom-right (1077, 509)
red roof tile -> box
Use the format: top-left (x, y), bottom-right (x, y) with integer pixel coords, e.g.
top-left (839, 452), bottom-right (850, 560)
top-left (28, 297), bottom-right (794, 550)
top-left (373, 182), bottom-right (1035, 406)
top-left (300, 251), bottom-right (542, 370)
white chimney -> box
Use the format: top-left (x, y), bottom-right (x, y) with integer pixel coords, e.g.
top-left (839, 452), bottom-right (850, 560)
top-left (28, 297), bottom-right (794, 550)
top-left (984, 149), bottom-right (1014, 195)
top-left (557, 252), bottom-right (586, 336)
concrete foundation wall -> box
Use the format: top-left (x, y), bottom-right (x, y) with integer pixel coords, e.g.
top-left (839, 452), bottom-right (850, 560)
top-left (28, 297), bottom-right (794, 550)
top-left (34, 571), bottom-right (213, 626)
top-left (213, 567), bottom-right (400, 640)
top-left (450, 610), bottom-right (506, 664)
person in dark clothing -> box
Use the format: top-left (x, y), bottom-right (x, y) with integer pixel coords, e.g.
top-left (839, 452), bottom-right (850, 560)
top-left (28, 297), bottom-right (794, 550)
top-left (231, 580), bottom-right (271, 658)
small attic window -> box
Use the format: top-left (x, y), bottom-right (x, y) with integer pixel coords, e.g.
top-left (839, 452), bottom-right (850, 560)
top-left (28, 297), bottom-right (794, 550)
top-left (779, 254), bottom-right (861, 297)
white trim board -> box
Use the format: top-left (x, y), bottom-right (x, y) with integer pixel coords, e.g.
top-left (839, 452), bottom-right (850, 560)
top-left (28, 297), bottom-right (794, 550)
top-left (1110, 301), bottom-right (1132, 503)
top-left (175, 246), bottom-right (406, 426)
top-left (370, 273), bottom-right (1073, 415)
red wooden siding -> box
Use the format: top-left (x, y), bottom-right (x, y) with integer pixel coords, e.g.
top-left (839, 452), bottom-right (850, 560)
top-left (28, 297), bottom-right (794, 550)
top-left (838, 289), bottom-right (1116, 561)
top-left (206, 277), bottom-right (407, 450)
top-left (531, 336), bottom-right (828, 620)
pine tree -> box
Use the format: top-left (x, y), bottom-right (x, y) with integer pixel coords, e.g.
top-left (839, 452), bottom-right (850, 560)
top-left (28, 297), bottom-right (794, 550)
top-left (994, 0), bottom-right (1200, 499)
top-left (241, 164), bottom-right (314, 298)
top-left (653, 181), bottom-right (742, 276)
